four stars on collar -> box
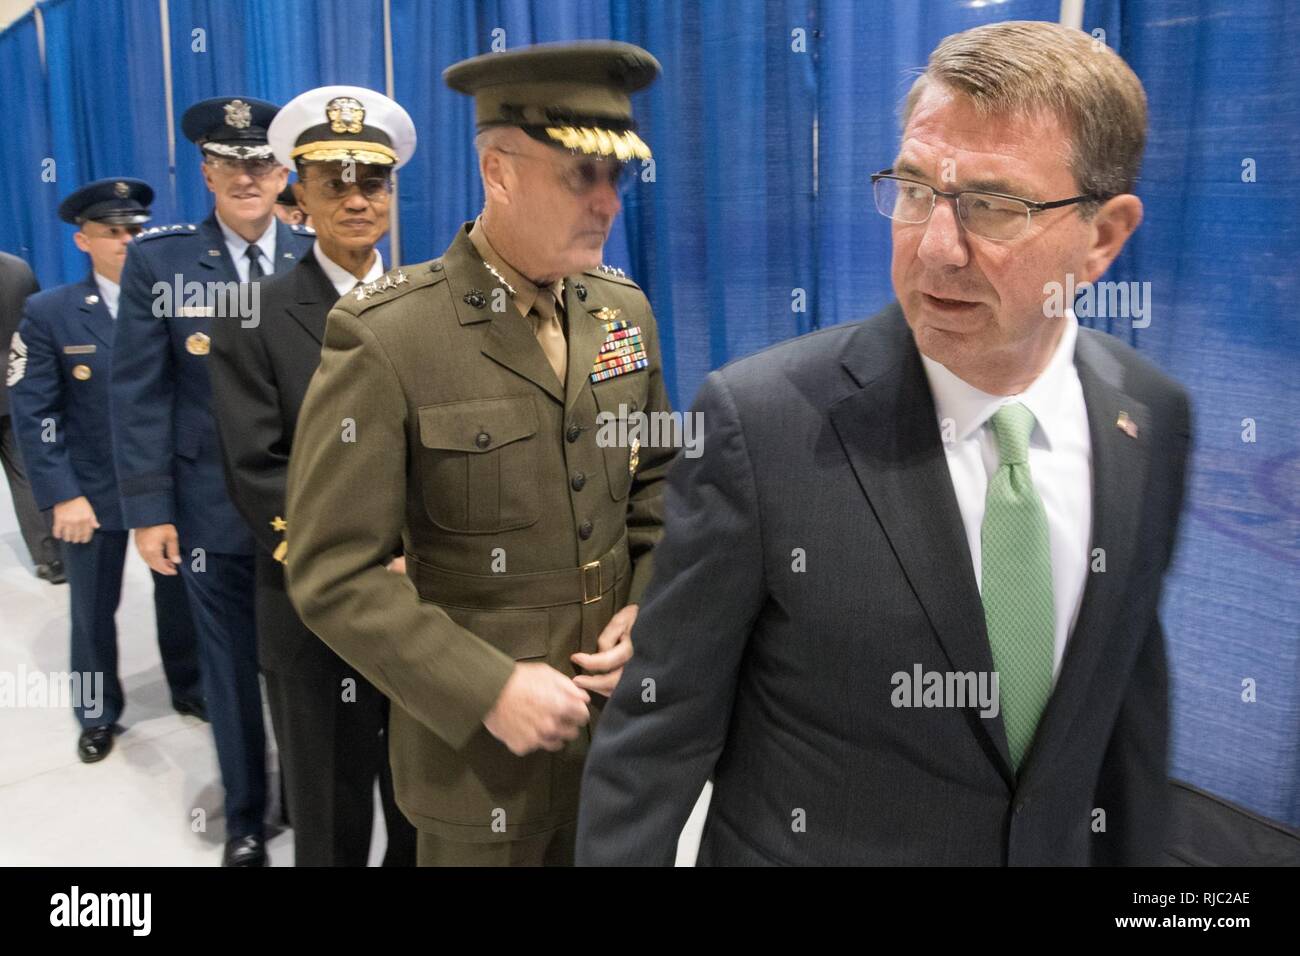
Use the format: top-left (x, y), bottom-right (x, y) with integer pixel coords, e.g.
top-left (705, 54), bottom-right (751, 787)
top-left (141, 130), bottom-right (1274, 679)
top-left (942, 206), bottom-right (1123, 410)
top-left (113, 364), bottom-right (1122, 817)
top-left (353, 269), bottom-right (409, 302)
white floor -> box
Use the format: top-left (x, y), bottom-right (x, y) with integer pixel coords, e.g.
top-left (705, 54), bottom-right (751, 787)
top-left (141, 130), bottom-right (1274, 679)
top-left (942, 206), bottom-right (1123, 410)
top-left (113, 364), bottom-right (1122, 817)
top-left (0, 476), bottom-right (707, 866)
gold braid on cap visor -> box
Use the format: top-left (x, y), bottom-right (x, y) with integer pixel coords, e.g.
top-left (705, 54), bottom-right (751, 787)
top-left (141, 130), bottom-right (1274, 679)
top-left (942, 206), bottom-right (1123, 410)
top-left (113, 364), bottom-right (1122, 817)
top-left (545, 127), bottom-right (651, 161)
top-left (289, 140), bottom-right (398, 165)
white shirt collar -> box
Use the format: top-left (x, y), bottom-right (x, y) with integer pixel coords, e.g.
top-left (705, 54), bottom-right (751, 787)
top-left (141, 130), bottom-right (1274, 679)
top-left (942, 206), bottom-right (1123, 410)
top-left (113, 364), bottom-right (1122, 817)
top-left (313, 240), bottom-right (384, 296)
top-left (920, 311), bottom-right (1080, 451)
top-left (216, 212), bottom-right (277, 272)
top-left (93, 272), bottom-right (120, 320)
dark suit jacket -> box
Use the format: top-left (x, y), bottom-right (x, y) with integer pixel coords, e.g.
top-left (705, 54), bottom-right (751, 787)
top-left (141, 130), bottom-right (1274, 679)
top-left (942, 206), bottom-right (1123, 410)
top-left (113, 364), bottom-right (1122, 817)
top-left (9, 275), bottom-right (127, 526)
top-left (576, 303), bottom-right (1193, 866)
top-left (110, 212), bottom-right (314, 553)
top-left (208, 249), bottom-right (341, 673)
top-left (1, 250), bottom-right (40, 418)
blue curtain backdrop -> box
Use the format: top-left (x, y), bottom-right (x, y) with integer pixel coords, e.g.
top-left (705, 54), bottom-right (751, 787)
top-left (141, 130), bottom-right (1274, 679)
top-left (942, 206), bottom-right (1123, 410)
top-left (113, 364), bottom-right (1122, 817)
top-left (1, 0), bottom-right (1295, 828)
top-left (40, 0), bottom-right (173, 276)
top-left (0, 10), bottom-right (59, 281)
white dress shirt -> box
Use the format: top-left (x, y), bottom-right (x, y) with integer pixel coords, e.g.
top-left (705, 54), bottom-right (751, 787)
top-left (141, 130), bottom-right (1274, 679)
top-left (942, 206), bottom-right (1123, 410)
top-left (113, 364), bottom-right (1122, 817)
top-left (313, 241), bottom-right (384, 297)
top-left (920, 314), bottom-right (1093, 682)
top-left (217, 213), bottom-right (277, 282)
top-left (93, 272), bottom-right (120, 320)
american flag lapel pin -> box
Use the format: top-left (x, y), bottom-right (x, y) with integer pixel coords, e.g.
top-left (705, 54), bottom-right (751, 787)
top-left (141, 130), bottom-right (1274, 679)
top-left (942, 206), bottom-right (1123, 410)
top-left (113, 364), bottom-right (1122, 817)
top-left (1116, 411), bottom-right (1138, 439)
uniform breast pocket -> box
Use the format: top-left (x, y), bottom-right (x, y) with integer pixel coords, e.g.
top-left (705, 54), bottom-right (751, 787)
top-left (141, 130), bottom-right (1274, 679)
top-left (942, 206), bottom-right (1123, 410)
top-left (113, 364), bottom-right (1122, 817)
top-left (417, 396), bottom-right (541, 533)
top-left (593, 378), bottom-right (648, 501)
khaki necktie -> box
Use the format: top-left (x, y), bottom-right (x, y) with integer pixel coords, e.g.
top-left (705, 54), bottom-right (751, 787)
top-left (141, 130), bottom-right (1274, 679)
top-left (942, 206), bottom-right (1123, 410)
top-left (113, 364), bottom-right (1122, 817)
top-left (531, 289), bottom-right (567, 385)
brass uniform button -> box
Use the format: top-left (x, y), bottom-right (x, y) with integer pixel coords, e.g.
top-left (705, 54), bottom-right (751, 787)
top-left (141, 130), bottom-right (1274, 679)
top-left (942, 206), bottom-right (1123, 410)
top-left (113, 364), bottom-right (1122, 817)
top-left (72, 364), bottom-right (92, 381)
top-left (186, 332), bottom-right (210, 355)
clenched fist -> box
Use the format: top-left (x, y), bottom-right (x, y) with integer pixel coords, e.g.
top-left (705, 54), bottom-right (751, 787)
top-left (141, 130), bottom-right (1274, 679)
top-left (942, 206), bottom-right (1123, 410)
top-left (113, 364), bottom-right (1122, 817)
top-left (483, 662), bottom-right (591, 756)
top-left (52, 496), bottom-right (99, 544)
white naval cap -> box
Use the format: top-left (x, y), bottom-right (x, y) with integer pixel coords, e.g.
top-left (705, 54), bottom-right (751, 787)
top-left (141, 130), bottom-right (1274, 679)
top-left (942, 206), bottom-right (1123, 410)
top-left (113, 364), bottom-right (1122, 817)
top-left (268, 85), bottom-right (416, 170)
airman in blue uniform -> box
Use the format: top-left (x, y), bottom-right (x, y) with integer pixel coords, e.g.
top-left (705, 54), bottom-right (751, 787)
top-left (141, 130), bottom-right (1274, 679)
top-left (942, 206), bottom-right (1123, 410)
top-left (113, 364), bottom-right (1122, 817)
top-left (109, 97), bottom-right (314, 866)
top-left (7, 178), bottom-right (204, 766)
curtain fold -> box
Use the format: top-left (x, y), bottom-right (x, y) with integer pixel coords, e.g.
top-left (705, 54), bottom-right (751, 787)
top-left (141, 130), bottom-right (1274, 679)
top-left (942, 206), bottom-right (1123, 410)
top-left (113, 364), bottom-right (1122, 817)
top-left (0, 9), bottom-right (60, 283)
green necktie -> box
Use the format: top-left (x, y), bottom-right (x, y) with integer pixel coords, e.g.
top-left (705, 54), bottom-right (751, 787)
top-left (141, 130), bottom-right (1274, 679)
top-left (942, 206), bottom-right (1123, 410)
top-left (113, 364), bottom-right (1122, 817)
top-left (981, 402), bottom-right (1055, 772)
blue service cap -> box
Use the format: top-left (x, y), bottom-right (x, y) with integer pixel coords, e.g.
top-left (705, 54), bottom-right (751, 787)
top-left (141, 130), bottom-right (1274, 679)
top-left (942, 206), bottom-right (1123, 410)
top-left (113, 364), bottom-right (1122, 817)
top-left (58, 177), bottom-right (154, 225)
top-left (181, 96), bottom-right (281, 160)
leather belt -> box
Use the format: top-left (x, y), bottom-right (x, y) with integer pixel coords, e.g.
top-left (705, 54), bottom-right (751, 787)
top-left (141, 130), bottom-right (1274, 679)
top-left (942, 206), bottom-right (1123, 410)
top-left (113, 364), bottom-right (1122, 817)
top-left (407, 531), bottom-right (629, 610)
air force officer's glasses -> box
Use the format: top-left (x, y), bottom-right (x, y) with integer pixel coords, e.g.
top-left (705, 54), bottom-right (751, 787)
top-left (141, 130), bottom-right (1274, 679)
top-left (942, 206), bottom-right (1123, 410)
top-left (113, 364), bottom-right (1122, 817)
top-left (871, 169), bottom-right (1103, 242)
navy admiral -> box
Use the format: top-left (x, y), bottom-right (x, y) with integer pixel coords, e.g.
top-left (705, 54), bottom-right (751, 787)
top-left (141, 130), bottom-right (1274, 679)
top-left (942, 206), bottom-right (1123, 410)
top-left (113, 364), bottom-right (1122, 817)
top-left (210, 86), bottom-right (419, 866)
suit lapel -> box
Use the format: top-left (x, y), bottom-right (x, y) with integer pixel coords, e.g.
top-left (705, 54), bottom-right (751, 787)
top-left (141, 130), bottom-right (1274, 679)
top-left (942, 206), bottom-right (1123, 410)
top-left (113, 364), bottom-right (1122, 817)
top-left (562, 277), bottom-right (609, 412)
top-left (76, 275), bottom-right (113, 349)
top-left (827, 307), bottom-right (1013, 781)
top-left (284, 251), bottom-right (338, 344)
top-left (442, 226), bottom-right (564, 404)
top-left (1016, 329), bottom-right (1151, 785)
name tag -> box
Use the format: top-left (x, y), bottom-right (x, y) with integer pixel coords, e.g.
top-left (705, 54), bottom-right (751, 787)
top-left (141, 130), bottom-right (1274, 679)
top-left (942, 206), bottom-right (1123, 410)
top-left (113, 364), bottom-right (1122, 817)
top-left (63, 344), bottom-right (96, 355)
top-left (177, 306), bottom-right (215, 317)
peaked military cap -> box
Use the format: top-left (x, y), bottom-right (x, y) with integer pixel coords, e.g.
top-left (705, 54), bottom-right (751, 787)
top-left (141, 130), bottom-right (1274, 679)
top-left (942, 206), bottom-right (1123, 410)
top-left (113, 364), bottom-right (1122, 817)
top-left (443, 41), bottom-right (660, 161)
top-left (57, 178), bottom-right (154, 226)
top-left (268, 85), bottom-right (417, 169)
top-left (181, 96), bottom-right (280, 160)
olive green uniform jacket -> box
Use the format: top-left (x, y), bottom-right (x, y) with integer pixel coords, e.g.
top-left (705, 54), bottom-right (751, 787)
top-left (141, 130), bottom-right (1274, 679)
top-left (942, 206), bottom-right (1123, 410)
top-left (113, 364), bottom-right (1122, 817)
top-left (284, 223), bottom-right (674, 841)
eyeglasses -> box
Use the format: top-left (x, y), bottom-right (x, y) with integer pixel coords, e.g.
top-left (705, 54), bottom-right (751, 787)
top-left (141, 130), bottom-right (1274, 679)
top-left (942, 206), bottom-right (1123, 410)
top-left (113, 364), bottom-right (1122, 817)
top-left (204, 157), bottom-right (284, 179)
top-left (300, 174), bottom-right (393, 200)
top-left (870, 169), bottom-right (1103, 241)
top-left (494, 148), bottom-right (633, 197)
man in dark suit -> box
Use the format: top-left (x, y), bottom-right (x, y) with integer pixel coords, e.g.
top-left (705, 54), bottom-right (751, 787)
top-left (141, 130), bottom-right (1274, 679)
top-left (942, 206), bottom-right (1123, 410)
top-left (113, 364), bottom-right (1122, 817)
top-left (209, 86), bottom-right (417, 866)
top-left (110, 97), bottom-right (314, 866)
top-left (7, 179), bottom-right (203, 762)
top-left (2, 249), bottom-right (60, 581)
top-left (577, 20), bottom-right (1192, 866)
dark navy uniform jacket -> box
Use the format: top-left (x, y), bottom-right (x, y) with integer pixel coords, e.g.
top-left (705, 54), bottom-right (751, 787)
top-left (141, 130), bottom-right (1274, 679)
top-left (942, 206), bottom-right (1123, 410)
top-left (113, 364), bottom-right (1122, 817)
top-left (10, 275), bottom-right (127, 528)
top-left (109, 211), bottom-right (313, 554)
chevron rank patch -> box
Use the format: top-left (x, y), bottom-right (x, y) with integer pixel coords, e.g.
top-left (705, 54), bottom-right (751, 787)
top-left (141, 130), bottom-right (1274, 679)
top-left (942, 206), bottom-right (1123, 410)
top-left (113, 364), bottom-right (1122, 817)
top-left (7, 331), bottom-right (26, 387)
top-left (590, 318), bottom-right (648, 383)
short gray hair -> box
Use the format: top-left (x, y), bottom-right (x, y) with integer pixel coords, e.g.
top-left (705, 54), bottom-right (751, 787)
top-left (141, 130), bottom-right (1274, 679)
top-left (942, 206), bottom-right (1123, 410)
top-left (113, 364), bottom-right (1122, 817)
top-left (903, 20), bottom-right (1148, 204)
top-left (473, 126), bottom-right (515, 157)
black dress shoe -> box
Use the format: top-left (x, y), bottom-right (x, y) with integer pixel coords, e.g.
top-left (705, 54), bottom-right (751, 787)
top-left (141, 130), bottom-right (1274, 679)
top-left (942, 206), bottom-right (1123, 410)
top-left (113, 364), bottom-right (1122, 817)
top-left (77, 725), bottom-right (115, 763)
top-left (172, 697), bottom-right (209, 721)
top-left (36, 560), bottom-right (67, 584)
top-left (222, 835), bottom-right (267, 867)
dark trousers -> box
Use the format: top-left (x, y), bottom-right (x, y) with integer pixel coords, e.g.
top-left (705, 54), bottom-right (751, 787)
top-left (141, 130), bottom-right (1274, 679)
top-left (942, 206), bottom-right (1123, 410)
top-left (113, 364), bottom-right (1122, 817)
top-left (0, 415), bottom-right (57, 566)
top-left (179, 550), bottom-right (267, 840)
top-left (264, 664), bottom-right (416, 866)
top-left (62, 529), bottom-right (201, 728)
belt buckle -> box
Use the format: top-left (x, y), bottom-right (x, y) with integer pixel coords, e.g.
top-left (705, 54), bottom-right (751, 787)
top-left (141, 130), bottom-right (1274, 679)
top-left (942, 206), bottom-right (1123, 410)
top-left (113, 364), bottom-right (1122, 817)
top-left (581, 560), bottom-right (602, 605)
